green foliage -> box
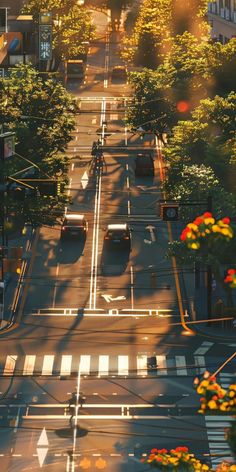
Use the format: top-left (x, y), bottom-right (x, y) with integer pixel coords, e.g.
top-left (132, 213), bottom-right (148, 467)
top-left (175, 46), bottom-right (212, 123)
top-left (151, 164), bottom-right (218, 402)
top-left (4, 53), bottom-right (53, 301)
top-left (0, 64), bottom-right (77, 226)
top-left (164, 94), bottom-right (236, 191)
top-left (127, 68), bottom-right (177, 133)
top-left (21, 0), bottom-right (94, 61)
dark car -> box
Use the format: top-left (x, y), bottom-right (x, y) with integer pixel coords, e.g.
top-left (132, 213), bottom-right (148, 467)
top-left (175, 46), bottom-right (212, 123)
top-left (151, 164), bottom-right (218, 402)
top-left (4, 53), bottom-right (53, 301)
top-left (104, 223), bottom-right (132, 250)
top-left (135, 153), bottom-right (154, 177)
top-left (61, 214), bottom-right (88, 240)
top-left (111, 66), bottom-right (127, 83)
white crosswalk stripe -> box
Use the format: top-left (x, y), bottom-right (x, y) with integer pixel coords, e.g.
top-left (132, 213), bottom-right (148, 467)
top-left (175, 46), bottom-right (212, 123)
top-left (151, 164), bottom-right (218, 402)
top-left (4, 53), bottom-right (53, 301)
top-left (205, 416), bottom-right (234, 469)
top-left (0, 353), bottom-right (229, 378)
top-left (23, 355), bottom-right (36, 375)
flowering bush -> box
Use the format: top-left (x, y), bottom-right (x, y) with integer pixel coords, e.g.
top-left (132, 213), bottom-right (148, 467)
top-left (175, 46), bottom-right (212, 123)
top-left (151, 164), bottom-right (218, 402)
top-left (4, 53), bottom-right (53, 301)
top-left (180, 213), bottom-right (233, 251)
top-left (224, 269), bottom-right (236, 289)
top-left (141, 447), bottom-right (210, 470)
top-left (216, 463), bottom-right (236, 471)
top-left (194, 371), bottom-right (236, 414)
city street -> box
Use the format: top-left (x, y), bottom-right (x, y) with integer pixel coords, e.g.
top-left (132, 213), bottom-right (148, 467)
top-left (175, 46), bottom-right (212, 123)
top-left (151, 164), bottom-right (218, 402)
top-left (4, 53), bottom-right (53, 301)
top-left (0, 6), bottom-right (235, 472)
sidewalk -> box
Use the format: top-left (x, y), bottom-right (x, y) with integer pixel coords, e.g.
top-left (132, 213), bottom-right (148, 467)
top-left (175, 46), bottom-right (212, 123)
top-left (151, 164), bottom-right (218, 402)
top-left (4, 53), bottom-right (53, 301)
top-left (182, 263), bottom-right (236, 341)
top-left (1, 225), bottom-right (35, 329)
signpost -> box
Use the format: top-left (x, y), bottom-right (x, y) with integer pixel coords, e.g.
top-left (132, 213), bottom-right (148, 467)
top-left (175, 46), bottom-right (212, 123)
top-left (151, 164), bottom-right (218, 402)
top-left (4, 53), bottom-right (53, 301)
top-left (39, 12), bottom-right (52, 62)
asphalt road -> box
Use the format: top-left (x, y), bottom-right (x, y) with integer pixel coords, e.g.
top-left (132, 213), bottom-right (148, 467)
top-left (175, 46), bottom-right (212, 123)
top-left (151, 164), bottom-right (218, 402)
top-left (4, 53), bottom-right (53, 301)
top-left (0, 7), bottom-right (235, 472)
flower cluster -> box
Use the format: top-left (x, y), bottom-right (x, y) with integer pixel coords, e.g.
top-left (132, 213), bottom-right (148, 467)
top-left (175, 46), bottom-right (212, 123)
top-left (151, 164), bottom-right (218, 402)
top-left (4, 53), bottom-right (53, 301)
top-left (141, 447), bottom-right (210, 470)
top-left (194, 371), bottom-right (236, 414)
top-left (224, 269), bottom-right (236, 289)
top-left (180, 213), bottom-right (233, 250)
top-left (216, 463), bottom-right (236, 471)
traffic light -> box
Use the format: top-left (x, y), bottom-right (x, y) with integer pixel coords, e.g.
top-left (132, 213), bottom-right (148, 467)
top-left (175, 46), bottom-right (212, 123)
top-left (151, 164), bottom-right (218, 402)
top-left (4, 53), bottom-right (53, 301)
top-left (160, 203), bottom-right (179, 221)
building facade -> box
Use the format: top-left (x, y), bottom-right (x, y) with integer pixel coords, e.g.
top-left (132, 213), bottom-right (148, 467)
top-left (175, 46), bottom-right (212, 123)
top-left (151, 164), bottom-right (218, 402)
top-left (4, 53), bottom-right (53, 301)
top-left (208, 1), bottom-right (236, 43)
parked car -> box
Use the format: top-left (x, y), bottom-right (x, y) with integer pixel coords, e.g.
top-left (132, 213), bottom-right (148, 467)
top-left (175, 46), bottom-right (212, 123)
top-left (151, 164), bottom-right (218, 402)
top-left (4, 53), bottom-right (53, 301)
top-left (111, 66), bottom-right (127, 82)
top-left (104, 223), bottom-right (132, 250)
top-left (61, 214), bottom-right (88, 240)
top-left (135, 153), bottom-right (154, 177)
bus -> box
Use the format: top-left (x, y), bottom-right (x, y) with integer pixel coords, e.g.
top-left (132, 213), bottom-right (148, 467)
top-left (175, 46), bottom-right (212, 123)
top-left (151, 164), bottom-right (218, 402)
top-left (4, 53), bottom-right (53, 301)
top-left (65, 60), bottom-right (85, 81)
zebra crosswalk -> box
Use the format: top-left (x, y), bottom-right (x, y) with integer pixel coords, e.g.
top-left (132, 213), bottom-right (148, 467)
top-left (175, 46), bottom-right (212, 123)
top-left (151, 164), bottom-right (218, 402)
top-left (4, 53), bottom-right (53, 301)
top-left (0, 352), bottom-right (208, 378)
top-left (205, 373), bottom-right (235, 469)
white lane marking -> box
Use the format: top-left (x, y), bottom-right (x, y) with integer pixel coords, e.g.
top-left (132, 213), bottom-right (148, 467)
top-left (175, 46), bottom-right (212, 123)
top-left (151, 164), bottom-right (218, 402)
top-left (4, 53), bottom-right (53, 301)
top-left (194, 355), bottom-right (206, 374)
top-left (127, 200), bottom-right (131, 215)
top-left (194, 341), bottom-right (214, 355)
top-left (130, 266), bottom-right (134, 310)
top-left (175, 356), bottom-right (187, 376)
top-left (75, 135), bottom-right (78, 141)
top-left (52, 263), bottom-right (60, 308)
top-left (89, 99), bottom-right (105, 309)
top-left (13, 407), bottom-right (21, 433)
top-left (92, 117), bottom-right (97, 124)
top-left (93, 172), bottom-right (102, 309)
top-left (102, 294), bottom-right (126, 303)
top-left (41, 355), bottom-right (54, 376)
top-left (89, 178), bottom-right (98, 309)
top-left (23, 355), bottom-right (36, 375)
top-left (126, 176), bottom-right (129, 189)
top-left (146, 225), bottom-right (156, 242)
top-left (67, 177), bottom-right (72, 196)
top-left (137, 355), bottom-right (147, 376)
top-left (156, 355), bottom-right (167, 375)
top-left (71, 163), bottom-right (74, 171)
top-left (79, 355), bottom-right (90, 375)
top-left (118, 356), bottom-right (129, 376)
top-left (60, 355), bottom-right (72, 376)
top-left (98, 356), bottom-right (109, 376)
top-left (3, 356), bottom-right (17, 376)
top-left (72, 365), bottom-right (81, 471)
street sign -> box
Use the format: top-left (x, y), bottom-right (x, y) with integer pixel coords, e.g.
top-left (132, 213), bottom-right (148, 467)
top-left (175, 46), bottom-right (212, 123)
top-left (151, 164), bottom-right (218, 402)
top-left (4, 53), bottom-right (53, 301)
top-left (0, 132), bottom-right (15, 160)
top-left (160, 203), bottom-right (179, 221)
top-left (39, 25), bottom-right (52, 61)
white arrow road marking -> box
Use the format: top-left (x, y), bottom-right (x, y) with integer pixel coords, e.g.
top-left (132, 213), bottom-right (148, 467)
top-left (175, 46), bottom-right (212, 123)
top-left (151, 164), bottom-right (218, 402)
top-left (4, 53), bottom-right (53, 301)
top-left (146, 225), bottom-right (156, 242)
top-left (37, 427), bottom-right (48, 446)
top-left (37, 448), bottom-right (48, 468)
top-left (37, 428), bottom-right (48, 468)
top-left (81, 170), bottom-right (89, 189)
top-left (144, 239), bottom-right (152, 245)
top-left (102, 294), bottom-right (126, 303)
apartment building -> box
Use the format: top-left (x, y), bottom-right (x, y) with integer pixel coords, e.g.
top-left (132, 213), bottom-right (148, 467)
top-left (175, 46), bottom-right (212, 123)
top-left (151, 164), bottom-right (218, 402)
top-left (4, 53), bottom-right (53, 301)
top-left (208, 1), bottom-right (236, 43)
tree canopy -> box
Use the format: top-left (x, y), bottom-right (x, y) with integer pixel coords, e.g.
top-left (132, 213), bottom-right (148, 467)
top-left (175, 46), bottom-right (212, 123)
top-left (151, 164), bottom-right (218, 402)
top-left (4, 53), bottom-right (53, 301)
top-left (22, 0), bottom-right (94, 61)
top-left (0, 64), bottom-right (77, 226)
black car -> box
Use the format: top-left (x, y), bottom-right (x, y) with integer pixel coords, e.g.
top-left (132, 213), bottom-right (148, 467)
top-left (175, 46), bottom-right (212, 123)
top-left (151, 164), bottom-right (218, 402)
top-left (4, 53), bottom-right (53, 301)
top-left (135, 153), bottom-right (154, 177)
top-left (61, 214), bottom-right (88, 240)
top-left (104, 223), bottom-right (132, 250)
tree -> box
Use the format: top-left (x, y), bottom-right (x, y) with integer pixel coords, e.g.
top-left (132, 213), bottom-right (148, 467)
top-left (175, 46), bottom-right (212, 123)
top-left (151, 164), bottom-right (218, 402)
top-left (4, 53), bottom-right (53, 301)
top-left (22, 0), bottom-right (94, 61)
top-left (127, 68), bottom-right (177, 134)
top-left (0, 64), bottom-right (77, 226)
top-left (164, 94), bottom-right (236, 189)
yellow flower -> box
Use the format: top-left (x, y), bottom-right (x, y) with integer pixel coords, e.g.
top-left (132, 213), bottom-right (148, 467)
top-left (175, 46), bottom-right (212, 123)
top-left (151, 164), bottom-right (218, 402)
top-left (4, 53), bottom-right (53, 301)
top-left (208, 400), bottom-right (217, 409)
top-left (204, 217), bottom-right (215, 225)
top-left (229, 391), bottom-right (235, 398)
top-left (190, 242), bottom-right (200, 250)
top-left (187, 223), bottom-right (198, 231)
top-left (212, 224), bottom-right (220, 232)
